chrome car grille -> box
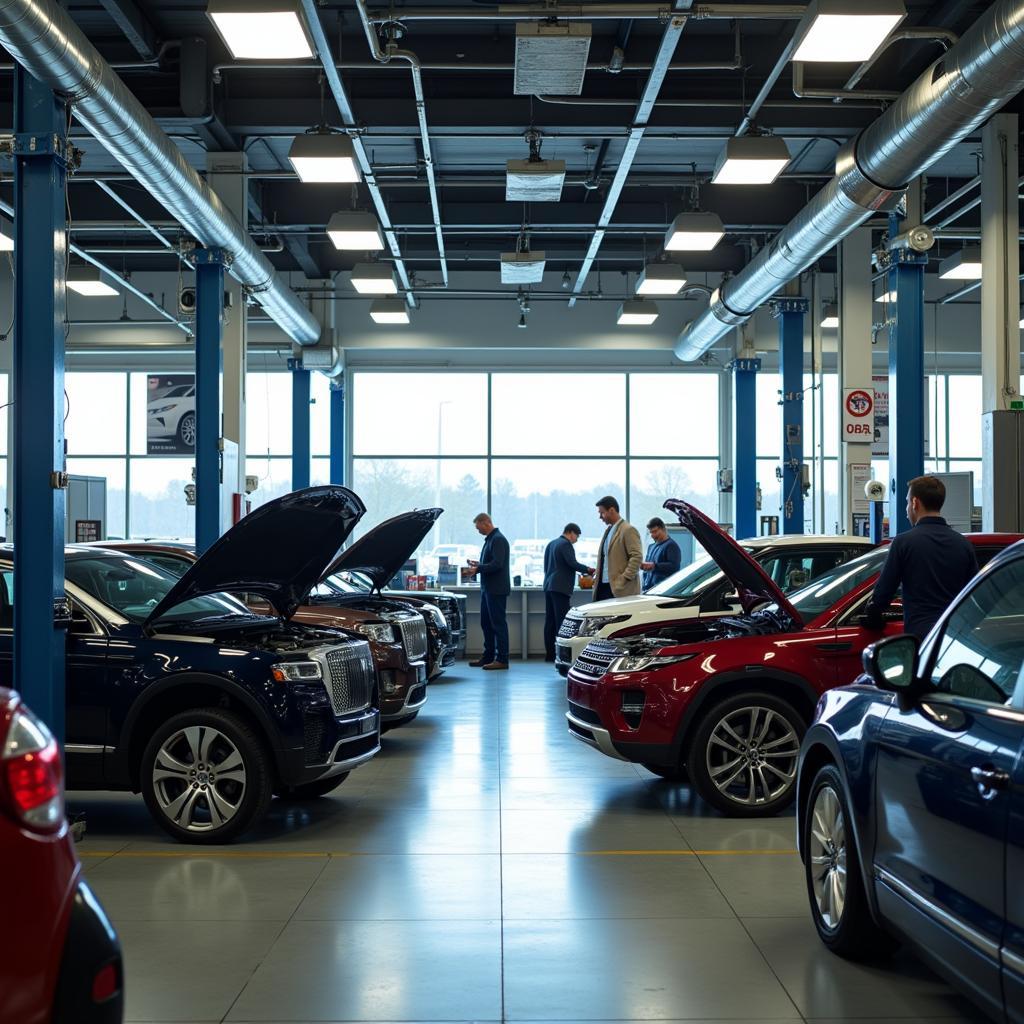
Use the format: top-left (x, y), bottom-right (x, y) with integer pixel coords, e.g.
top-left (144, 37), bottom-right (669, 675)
top-left (395, 616), bottom-right (428, 662)
top-left (558, 612), bottom-right (583, 640)
top-left (318, 642), bottom-right (375, 715)
top-left (572, 639), bottom-right (620, 679)
top-left (434, 596), bottom-right (461, 632)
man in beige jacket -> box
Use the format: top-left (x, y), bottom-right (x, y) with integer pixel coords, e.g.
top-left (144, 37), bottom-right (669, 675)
top-left (592, 495), bottom-right (643, 602)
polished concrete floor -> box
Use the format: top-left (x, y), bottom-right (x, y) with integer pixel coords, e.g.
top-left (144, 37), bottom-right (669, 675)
top-left (74, 662), bottom-right (985, 1024)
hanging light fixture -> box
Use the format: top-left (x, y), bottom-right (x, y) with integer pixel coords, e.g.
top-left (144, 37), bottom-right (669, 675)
top-left (617, 300), bottom-right (659, 326)
top-left (350, 262), bottom-right (397, 295)
top-left (636, 262), bottom-right (687, 296)
top-left (206, 0), bottom-right (315, 59)
top-left (327, 211), bottom-right (384, 251)
top-left (369, 299), bottom-right (410, 325)
top-left (67, 265), bottom-right (118, 297)
top-left (820, 303), bottom-right (839, 328)
top-left (288, 131), bottom-right (360, 184)
top-left (664, 212), bottom-right (725, 252)
top-left (875, 287), bottom-right (898, 303)
top-left (938, 247), bottom-right (983, 280)
top-left (711, 137), bottom-right (791, 185)
top-left (791, 0), bottom-right (906, 63)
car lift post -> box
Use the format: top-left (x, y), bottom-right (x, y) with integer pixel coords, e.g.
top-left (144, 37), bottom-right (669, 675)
top-left (329, 378), bottom-right (345, 486)
top-left (771, 296), bottom-right (808, 535)
top-left (12, 68), bottom-right (69, 741)
top-left (195, 248), bottom-right (226, 554)
top-left (291, 361), bottom-right (311, 490)
top-left (730, 356), bottom-right (760, 540)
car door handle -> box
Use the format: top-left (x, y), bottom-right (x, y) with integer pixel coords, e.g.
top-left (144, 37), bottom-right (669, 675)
top-left (971, 765), bottom-right (1011, 799)
top-left (815, 642), bottom-right (853, 652)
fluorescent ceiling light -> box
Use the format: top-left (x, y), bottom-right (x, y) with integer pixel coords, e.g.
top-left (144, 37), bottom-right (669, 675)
top-left (617, 300), bottom-right (659, 326)
top-left (207, 0), bottom-right (314, 59)
top-left (665, 212), bottom-right (725, 252)
top-left (67, 265), bottom-right (118, 297)
top-left (350, 262), bottom-right (397, 295)
top-left (875, 288), bottom-right (898, 303)
top-left (711, 136), bottom-right (791, 185)
top-left (369, 299), bottom-right (410, 325)
top-left (327, 211), bottom-right (384, 251)
top-left (820, 303), bottom-right (839, 328)
top-left (636, 262), bottom-right (687, 296)
top-left (506, 159), bottom-right (567, 202)
top-left (791, 0), bottom-right (905, 62)
top-left (288, 132), bottom-right (360, 184)
top-left (938, 247), bottom-right (983, 280)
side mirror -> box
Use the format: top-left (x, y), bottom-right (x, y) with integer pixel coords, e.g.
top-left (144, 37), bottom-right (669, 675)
top-left (863, 634), bottom-right (919, 694)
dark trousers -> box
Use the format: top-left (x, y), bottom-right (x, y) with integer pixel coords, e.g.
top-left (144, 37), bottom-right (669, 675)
top-left (595, 582), bottom-right (614, 602)
top-left (544, 591), bottom-right (571, 659)
top-left (480, 590), bottom-right (509, 664)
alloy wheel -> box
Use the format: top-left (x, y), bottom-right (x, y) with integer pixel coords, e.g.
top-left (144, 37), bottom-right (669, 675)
top-left (705, 705), bottom-right (800, 807)
top-left (151, 725), bottom-right (247, 833)
top-left (808, 784), bottom-right (847, 930)
top-left (179, 412), bottom-right (196, 447)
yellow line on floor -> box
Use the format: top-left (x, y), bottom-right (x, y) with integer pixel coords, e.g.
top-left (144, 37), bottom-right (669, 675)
top-left (78, 848), bottom-right (798, 859)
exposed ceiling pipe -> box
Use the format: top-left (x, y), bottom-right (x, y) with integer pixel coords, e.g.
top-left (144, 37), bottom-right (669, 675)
top-left (791, 62), bottom-right (899, 102)
top-left (297, 0), bottom-right (415, 297)
top-left (674, 0), bottom-right (1024, 362)
top-left (844, 27), bottom-right (958, 91)
top-left (932, 176), bottom-right (1024, 227)
top-left (362, 4), bottom-right (805, 21)
top-left (354, 0), bottom-right (448, 287)
top-left (0, 0), bottom-right (321, 345)
top-left (568, 3), bottom-right (689, 306)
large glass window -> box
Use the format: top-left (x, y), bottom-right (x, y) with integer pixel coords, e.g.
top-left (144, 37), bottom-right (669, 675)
top-left (630, 374), bottom-right (718, 457)
top-left (66, 372), bottom-right (127, 456)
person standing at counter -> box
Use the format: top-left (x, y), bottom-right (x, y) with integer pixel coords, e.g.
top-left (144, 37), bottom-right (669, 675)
top-left (593, 496), bottom-right (643, 602)
top-left (641, 517), bottom-right (682, 590)
top-left (542, 523), bottom-right (594, 662)
top-left (465, 513), bottom-right (510, 671)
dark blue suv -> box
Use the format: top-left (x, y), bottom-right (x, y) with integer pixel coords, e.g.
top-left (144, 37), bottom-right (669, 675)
top-left (797, 539), bottom-right (1024, 1021)
top-left (0, 486), bottom-right (381, 844)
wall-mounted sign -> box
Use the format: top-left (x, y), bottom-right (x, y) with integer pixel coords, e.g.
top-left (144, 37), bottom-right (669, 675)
top-left (74, 519), bottom-right (101, 543)
top-left (842, 388), bottom-right (874, 443)
top-left (147, 374), bottom-right (195, 455)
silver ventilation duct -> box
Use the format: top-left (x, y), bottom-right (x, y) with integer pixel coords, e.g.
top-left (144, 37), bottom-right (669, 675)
top-left (675, 0), bottom-right (1024, 362)
top-left (0, 0), bottom-right (321, 346)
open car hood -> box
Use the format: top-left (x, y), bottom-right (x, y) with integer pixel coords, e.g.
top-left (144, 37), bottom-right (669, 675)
top-left (662, 499), bottom-right (803, 626)
top-left (144, 486), bottom-right (366, 627)
top-left (322, 508), bottom-right (444, 590)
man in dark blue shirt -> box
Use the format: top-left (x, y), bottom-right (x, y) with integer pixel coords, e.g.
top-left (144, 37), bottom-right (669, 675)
top-left (465, 513), bottom-right (511, 670)
top-left (865, 475), bottom-right (979, 640)
top-left (542, 523), bottom-right (594, 662)
top-left (641, 517), bottom-right (683, 591)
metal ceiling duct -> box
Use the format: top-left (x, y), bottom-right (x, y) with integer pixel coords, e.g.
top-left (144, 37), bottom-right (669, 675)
top-left (0, 0), bottom-right (321, 345)
top-left (675, 0), bottom-right (1024, 362)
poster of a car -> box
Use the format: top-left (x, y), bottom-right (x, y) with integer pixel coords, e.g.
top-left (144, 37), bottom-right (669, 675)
top-left (147, 374), bottom-right (195, 454)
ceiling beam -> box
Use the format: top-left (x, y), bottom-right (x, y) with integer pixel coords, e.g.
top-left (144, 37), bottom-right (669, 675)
top-left (97, 0), bottom-right (158, 62)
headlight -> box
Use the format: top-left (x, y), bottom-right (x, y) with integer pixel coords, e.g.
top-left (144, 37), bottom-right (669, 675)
top-left (149, 403), bottom-right (176, 414)
top-left (358, 623), bottom-right (396, 643)
top-left (579, 614), bottom-right (630, 637)
top-left (271, 661), bottom-right (322, 683)
top-left (609, 652), bottom-right (697, 673)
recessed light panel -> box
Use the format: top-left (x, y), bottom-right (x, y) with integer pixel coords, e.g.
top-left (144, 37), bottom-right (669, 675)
top-left (792, 0), bottom-right (905, 62)
top-left (207, 0), bottom-right (314, 59)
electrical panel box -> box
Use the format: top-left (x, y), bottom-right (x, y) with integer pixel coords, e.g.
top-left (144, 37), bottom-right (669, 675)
top-left (982, 411), bottom-right (1024, 531)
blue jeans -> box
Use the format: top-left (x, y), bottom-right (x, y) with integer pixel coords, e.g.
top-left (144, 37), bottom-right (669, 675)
top-left (480, 591), bottom-right (509, 664)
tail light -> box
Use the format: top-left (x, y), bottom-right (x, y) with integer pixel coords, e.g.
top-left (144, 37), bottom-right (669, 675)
top-left (1, 697), bottom-right (64, 833)
top-left (91, 962), bottom-right (121, 1004)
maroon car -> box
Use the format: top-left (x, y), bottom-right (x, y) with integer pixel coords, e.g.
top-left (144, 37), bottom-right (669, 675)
top-left (566, 500), bottom-right (1021, 817)
top-left (0, 689), bottom-right (123, 1023)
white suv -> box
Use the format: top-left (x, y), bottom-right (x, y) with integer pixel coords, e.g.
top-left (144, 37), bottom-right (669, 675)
top-left (555, 534), bottom-right (875, 676)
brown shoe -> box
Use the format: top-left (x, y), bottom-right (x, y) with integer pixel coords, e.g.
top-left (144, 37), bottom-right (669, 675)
top-left (468, 657), bottom-right (490, 667)
top-left (482, 661), bottom-right (509, 671)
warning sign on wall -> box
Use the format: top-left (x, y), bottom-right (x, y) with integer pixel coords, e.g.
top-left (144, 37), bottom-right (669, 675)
top-left (842, 388), bottom-right (874, 443)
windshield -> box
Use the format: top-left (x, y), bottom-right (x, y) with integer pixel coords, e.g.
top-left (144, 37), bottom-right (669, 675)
top-left (647, 547), bottom-right (755, 598)
top-left (66, 554), bottom-right (257, 626)
top-left (776, 547), bottom-right (889, 623)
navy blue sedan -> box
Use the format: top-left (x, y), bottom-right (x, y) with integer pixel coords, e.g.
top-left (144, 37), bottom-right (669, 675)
top-left (797, 538), bottom-right (1024, 1022)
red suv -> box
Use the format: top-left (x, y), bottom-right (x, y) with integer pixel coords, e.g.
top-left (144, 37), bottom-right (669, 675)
top-left (566, 499), bottom-right (1020, 817)
top-left (0, 689), bottom-right (123, 1023)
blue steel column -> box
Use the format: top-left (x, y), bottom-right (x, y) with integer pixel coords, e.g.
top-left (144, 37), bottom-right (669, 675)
top-left (12, 69), bottom-right (69, 741)
top-left (194, 249), bottom-right (225, 554)
top-left (885, 247), bottom-right (927, 535)
top-left (730, 357), bottom-right (760, 539)
top-left (329, 379), bottom-right (345, 486)
top-left (771, 297), bottom-right (808, 534)
top-left (291, 361), bottom-right (311, 490)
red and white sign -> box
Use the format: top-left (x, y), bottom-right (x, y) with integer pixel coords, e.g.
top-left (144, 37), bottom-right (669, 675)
top-left (842, 388), bottom-right (874, 441)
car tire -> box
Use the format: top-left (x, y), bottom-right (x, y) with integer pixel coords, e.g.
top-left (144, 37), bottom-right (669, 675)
top-left (642, 762), bottom-right (689, 783)
top-left (177, 410), bottom-right (196, 448)
top-left (688, 691), bottom-right (805, 817)
top-left (141, 707), bottom-right (274, 844)
top-left (276, 773), bottom-right (350, 800)
top-left (804, 763), bottom-right (898, 959)
top-left (382, 711), bottom-right (419, 733)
